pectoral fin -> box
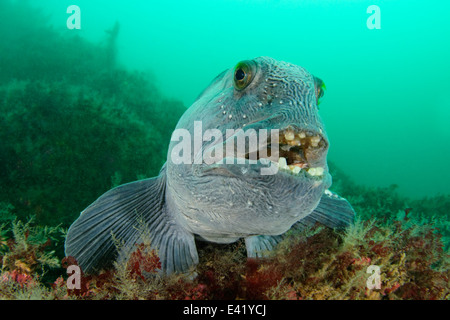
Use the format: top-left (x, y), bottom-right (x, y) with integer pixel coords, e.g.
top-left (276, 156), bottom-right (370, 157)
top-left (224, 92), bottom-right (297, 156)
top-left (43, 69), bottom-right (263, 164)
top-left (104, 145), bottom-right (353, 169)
top-left (298, 189), bottom-right (355, 229)
top-left (64, 165), bottom-right (199, 274)
top-left (245, 234), bottom-right (283, 258)
top-left (245, 191), bottom-right (354, 258)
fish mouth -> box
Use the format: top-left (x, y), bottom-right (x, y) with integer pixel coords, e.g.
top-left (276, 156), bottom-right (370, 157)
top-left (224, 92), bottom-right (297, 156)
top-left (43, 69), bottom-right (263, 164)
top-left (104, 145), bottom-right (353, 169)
top-left (245, 126), bottom-right (329, 179)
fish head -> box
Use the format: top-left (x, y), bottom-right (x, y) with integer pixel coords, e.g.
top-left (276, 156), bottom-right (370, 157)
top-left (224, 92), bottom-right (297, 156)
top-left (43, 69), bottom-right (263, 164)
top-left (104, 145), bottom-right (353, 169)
top-left (167, 57), bottom-right (332, 237)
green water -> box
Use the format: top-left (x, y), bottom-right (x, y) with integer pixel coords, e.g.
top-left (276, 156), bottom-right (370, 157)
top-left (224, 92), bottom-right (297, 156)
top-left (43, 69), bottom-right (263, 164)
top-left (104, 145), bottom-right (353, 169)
top-left (1, 0), bottom-right (450, 211)
top-left (44, 0), bottom-right (450, 198)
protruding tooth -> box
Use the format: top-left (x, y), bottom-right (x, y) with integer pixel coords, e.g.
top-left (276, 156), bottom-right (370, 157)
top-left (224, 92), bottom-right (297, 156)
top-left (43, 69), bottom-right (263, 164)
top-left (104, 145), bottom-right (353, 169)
top-left (292, 166), bottom-right (301, 174)
top-left (278, 157), bottom-right (287, 170)
top-left (287, 139), bottom-right (301, 146)
top-left (310, 135), bottom-right (321, 147)
top-left (307, 167), bottom-right (324, 176)
top-left (298, 132), bottom-right (306, 139)
top-left (288, 165), bottom-right (301, 175)
top-left (284, 130), bottom-right (295, 141)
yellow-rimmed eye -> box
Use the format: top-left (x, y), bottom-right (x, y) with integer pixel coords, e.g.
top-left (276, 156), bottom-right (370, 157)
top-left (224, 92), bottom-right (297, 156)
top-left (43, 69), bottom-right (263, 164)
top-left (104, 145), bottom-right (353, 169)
top-left (313, 76), bottom-right (326, 106)
top-left (233, 60), bottom-right (256, 91)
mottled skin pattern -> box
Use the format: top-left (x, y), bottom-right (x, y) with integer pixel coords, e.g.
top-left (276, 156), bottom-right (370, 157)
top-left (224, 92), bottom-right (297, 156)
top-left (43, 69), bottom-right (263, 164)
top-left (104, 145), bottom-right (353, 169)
top-left (167, 56), bottom-right (330, 242)
top-left (65, 57), bottom-right (353, 274)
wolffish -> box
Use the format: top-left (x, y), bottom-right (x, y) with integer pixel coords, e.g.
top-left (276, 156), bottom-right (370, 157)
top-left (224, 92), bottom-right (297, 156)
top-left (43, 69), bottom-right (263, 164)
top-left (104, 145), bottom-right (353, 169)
top-left (65, 57), bottom-right (355, 274)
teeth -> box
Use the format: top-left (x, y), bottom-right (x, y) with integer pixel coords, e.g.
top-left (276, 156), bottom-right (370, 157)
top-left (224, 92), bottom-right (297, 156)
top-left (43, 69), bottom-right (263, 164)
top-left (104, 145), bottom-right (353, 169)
top-left (275, 162), bottom-right (324, 177)
top-left (284, 130), bottom-right (322, 148)
top-left (292, 166), bottom-right (301, 174)
top-left (278, 157), bottom-right (288, 170)
top-left (284, 130), bottom-right (295, 141)
top-left (275, 158), bottom-right (304, 175)
top-left (310, 136), bottom-right (321, 147)
top-left (307, 167), bottom-right (324, 177)
top-left (287, 139), bottom-right (301, 146)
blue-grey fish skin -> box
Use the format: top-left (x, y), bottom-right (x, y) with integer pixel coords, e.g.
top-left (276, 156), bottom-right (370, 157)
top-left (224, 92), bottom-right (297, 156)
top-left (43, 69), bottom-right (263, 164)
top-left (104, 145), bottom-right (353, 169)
top-left (167, 56), bottom-right (330, 242)
top-left (64, 57), bottom-right (354, 274)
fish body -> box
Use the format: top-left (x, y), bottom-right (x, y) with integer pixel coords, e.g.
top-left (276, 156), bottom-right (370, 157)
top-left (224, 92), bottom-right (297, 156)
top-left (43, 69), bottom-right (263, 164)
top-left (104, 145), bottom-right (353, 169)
top-left (65, 57), bottom-right (355, 273)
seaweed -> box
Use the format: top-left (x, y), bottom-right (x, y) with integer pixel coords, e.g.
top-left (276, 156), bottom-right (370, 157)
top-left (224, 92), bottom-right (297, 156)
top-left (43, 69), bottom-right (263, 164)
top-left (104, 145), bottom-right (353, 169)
top-left (0, 0), bottom-right (186, 228)
top-left (1, 192), bottom-right (449, 300)
top-left (0, 214), bottom-right (66, 299)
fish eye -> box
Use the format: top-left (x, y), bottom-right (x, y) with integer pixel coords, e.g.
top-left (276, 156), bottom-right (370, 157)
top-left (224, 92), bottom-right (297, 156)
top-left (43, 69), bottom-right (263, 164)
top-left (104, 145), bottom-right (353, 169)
top-left (313, 76), bottom-right (326, 106)
top-left (233, 60), bottom-right (256, 91)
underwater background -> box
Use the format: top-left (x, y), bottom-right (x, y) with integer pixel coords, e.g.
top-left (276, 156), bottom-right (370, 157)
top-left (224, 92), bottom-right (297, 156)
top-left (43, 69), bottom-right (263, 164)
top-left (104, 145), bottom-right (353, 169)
top-left (0, 0), bottom-right (449, 299)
